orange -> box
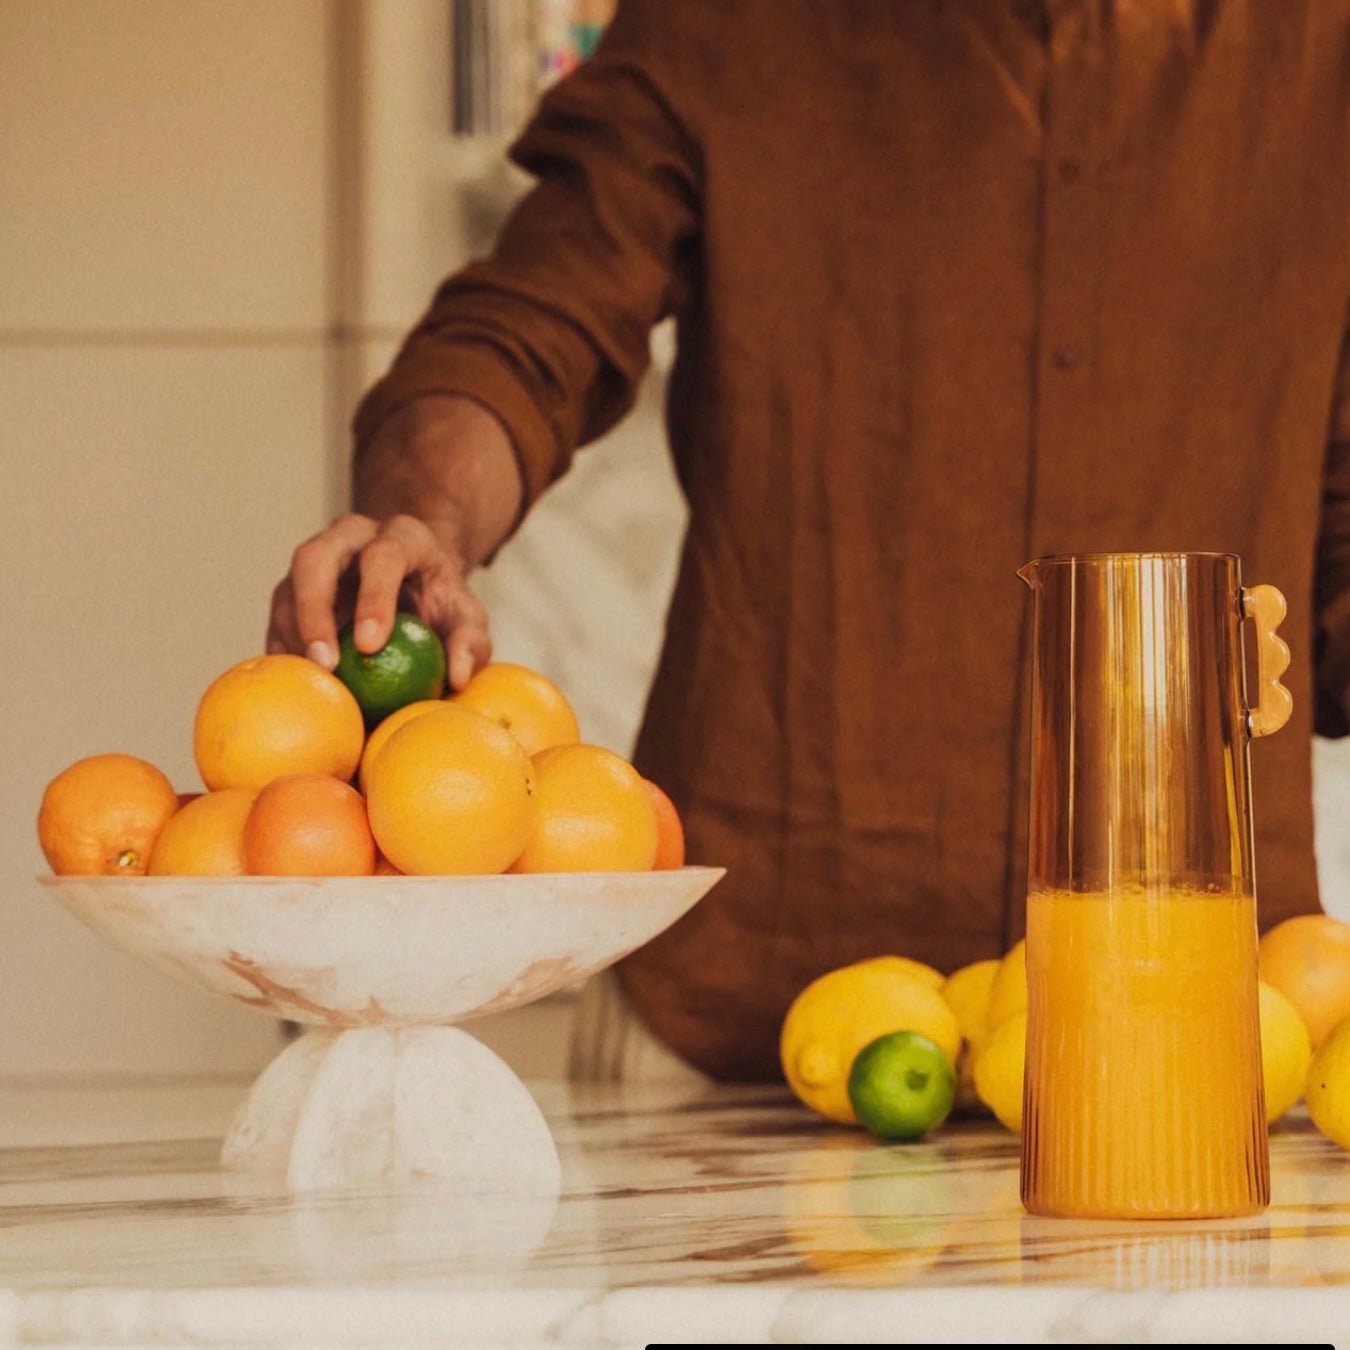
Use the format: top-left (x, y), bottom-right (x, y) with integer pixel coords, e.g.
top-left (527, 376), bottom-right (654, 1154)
top-left (357, 698), bottom-right (444, 794)
top-left (373, 853), bottom-right (403, 876)
top-left (243, 774), bottom-right (375, 876)
top-left (365, 706), bottom-right (535, 875)
top-left (645, 779), bottom-right (686, 870)
top-left (38, 753), bottom-right (178, 876)
top-left (149, 788), bottom-right (255, 876)
top-left (194, 654), bottom-right (364, 792)
top-left (512, 744), bottom-right (658, 874)
top-left (453, 662), bottom-right (580, 756)
top-left (1260, 914), bottom-right (1350, 1049)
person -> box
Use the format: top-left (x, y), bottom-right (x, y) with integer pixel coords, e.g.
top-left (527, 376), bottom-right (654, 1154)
top-left (268, 0), bottom-right (1350, 1082)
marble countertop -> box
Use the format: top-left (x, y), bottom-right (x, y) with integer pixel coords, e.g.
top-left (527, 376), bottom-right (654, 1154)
top-left (1, 1078), bottom-right (1348, 1347)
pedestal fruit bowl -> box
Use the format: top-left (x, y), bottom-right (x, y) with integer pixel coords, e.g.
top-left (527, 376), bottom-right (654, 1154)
top-left (43, 869), bottom-right (723, 1192)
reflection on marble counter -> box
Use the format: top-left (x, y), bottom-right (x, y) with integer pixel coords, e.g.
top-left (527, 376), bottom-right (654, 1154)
top-left (2, 1082), bottom-right (1349, 1346)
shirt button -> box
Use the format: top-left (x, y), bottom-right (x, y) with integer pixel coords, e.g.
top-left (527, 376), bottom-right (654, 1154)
top-left (1052, 346), bottom-right (1080, 370)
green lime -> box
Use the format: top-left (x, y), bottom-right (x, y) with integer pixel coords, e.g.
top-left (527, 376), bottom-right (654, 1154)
top-left (847, 1031), bottom-right (956, 1141)
top-left (336, 612), bottom-right (446, 727)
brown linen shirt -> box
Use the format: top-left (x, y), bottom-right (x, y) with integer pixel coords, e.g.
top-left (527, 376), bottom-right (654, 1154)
top-left (356, 0), bottom-right (1350, 1080)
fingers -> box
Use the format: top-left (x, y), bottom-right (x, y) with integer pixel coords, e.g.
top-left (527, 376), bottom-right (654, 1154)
top-left (445, 589), bottom-right (492, 691)
top-left (266, 577), bottom-right (298, 654)
top-left (270, 512), bottom-right (492, 687)
top-left (352, 515), bottom-right (444, 653)
top-left (290, 515), bottom-right (379, 668)
top-left (352, 516), bottom-right (491, 687)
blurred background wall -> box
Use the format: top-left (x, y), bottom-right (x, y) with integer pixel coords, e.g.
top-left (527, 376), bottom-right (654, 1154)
top-left (0, 0), bottom-right (681, 1081)
top-left (0, 0), bottom-right (339, 1080)
top-left (1, 0), bottom-right (1347, 1083)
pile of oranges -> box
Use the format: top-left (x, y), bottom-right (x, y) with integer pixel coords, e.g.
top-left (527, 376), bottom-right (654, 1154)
top-left (38, 637), bottom-right (684, 879)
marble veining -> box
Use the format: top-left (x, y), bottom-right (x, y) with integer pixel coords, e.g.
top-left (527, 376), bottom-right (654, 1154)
top-left (2, 1081), bottom-right (1349, 1345)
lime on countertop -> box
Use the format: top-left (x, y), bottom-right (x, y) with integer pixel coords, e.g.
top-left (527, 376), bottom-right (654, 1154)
top-left (848, 1031), bottom-right (957, 1141)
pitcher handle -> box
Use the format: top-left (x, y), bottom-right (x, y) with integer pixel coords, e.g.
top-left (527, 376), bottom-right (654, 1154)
top-left (1242, 584), bottom-right (1293, 738)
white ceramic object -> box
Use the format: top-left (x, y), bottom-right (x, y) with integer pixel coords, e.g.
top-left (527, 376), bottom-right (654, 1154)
top-left (43, 869), bottom-right (723, 1193)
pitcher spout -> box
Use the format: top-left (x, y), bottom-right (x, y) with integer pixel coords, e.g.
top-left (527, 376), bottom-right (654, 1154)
top-left (1018, 559), bottom-right (1039, 589)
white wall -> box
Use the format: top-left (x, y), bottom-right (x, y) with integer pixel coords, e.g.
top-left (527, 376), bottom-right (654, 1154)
top-left (0, 0), bottom-right (340, 1077)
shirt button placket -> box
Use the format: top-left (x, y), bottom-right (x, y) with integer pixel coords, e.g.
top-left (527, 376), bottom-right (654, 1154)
top-left (1031, 2), bottom-right (1099, 556)
top-left (1007, 2), bottom-right (1102, 945)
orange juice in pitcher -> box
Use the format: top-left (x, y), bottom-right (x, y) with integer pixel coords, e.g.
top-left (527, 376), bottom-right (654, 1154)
top-left (1024, 888), bottom-right (1265, 1218)
top-left (1017, 554), bottom-right (1289, 1219)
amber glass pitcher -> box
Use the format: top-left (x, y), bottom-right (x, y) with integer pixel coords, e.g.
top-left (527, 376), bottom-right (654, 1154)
top-left (1018, 552), bottom-right (1291, 1219)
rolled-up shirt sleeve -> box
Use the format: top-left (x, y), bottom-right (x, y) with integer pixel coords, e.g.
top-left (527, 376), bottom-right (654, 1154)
top-left (1316, 317), bottom-right (1350, 737)
top-left (352, 0), bottom-right (702, 513)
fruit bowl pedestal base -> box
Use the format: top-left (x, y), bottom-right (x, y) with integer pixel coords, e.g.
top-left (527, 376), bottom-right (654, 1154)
top-left (221, 1025), bottom-right (561, 1194)
top-left (42, 868), bottom-right (726, 1193)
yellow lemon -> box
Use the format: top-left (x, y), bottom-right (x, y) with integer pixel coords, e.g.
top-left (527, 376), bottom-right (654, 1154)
top-left (781, 957), bottom-right (961, 1126)
top-left (984, 940), bottom-right (1027, 1037)
top-left (942, 958), bottom-right (1000, 1115)
top-left (942, 959), bottom-right (1000, 1044)
top-left (886, 956), bottom-right (946, 989)
top-left (1260, 980), bottom-right (1312, 1124)
top-left (1305, 1014), bottom-right (1350, 1150)
top-left (973, 1009), bottom-right (1027, 1133)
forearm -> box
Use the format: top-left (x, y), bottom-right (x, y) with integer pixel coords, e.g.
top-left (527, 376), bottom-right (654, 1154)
top-left (353, 395), bottom-right (524, 569)
top-left (351, 5), bottom-right (699, 537)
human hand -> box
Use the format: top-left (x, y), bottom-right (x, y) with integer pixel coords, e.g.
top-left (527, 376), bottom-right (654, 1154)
top-left (265, 391), bottom-right (518, 685)
top-left (266, 510), bottom-right (492, 691)
top-left (267, 395), bottom-right (521, 690)
top-left (267, 395), bottom-right (524, 690)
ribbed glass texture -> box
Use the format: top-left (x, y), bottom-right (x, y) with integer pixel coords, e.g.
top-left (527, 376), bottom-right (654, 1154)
top-left (1019, 553), bottom-right (1269, 1219)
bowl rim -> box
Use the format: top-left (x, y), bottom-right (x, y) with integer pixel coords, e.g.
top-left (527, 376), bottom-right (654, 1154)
top-left (39, 865), bottom-right (727, 887)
